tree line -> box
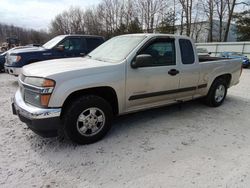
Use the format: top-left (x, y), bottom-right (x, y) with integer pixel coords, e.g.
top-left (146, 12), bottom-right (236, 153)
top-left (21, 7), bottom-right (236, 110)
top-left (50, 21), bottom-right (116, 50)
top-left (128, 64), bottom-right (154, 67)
top-left (50, 0), bottom-right (250, 42)
top-left (0, 23), bottom-right (50, 45)
top-left (1, 0), bottom-right (249, 45)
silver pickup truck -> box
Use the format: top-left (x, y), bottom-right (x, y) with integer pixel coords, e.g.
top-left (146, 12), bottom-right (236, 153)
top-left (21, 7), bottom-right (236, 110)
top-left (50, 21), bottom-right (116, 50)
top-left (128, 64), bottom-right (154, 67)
top-left (12, 34), bottom-right (242, 144)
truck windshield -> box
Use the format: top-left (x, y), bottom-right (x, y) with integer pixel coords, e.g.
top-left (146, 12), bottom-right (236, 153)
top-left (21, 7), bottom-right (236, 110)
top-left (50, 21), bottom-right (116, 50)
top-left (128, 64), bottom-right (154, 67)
top-left (89, 35), bottom-right (146, 63)
top-left (42, 36), bottom-right (65, 49)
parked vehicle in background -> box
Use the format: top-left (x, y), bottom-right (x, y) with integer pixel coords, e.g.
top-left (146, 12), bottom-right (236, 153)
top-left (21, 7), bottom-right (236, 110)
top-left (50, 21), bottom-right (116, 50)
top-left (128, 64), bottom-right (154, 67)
top-left (197, 48), bottom-right (211, 57)
top-left (12, 34), bottom-right (242, 144)
top-left (1, 46), bottom-right (31, 72)
top-left (1, 37), bottom-right (20, 52)
top-left (5, 35), bottom-right (105, 76)
top-left (219, 52), bottom-right (250, 68)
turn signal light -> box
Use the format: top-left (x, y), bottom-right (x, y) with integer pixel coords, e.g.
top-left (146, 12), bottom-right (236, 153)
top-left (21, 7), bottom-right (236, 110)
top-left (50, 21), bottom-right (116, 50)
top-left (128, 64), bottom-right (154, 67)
top-left (40, 94), bottom-right (51, 107)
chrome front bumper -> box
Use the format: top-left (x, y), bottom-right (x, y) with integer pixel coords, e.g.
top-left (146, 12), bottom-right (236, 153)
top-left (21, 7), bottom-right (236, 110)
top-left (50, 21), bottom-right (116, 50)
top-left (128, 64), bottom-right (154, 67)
top-left (13, 89), bottom-right (61, 119)
top-left (12, 89), bottom-right (62, 137)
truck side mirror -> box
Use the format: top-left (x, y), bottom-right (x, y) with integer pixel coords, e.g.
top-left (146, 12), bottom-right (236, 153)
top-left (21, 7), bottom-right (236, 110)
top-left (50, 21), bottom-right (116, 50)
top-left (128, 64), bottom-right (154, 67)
top-left (56, 45), bottom-right (65, 51)
top-left (131, 54), bottom-right (153, 68)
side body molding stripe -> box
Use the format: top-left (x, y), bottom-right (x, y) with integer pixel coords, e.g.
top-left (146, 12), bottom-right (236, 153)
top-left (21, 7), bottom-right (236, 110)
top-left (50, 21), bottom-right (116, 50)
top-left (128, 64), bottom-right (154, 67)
top-left (129, 84), bottom-right (207, 101)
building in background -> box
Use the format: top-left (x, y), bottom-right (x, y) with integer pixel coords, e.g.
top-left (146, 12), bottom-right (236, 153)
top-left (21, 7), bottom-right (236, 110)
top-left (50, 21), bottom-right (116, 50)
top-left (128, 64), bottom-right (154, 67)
top-left (175, 20), bottom-right (238, 43)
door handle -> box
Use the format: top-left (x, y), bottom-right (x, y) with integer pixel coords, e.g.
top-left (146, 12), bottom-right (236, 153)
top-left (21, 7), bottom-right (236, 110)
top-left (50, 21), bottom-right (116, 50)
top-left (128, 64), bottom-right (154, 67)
top-left (168, 69), bottom-right (179, 76)
top-left (80, 53), bottom-right (85, 56)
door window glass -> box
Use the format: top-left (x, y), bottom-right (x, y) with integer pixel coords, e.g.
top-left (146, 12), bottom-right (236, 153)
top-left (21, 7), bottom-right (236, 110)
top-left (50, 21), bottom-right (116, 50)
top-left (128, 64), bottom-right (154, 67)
top-left (138, 39), bottom-right (176, 66)
top-left (61, 38), bottom-right (82, 51)
top-left (86, 38), bottom-right (103, 52)
top-left (179, 39), bottom-right (195, 64)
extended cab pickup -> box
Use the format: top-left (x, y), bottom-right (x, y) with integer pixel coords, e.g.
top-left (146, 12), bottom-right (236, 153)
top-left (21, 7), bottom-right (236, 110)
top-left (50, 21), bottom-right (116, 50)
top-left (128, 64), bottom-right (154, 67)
top-left (12, 34), bottom-right (242, 144)
top-left (5, 35), bottom-right (104, 76)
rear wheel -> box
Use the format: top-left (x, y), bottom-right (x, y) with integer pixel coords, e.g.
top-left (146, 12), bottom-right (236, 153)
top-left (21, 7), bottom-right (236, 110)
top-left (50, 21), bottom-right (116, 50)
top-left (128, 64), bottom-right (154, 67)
top-left (63, 95), bottom-right (113, 144)
top-left (205, 78), bottom-right (228, 107)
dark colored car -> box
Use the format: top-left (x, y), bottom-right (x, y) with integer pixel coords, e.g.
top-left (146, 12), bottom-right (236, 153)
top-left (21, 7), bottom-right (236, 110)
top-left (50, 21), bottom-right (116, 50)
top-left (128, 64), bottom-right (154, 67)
top-left (5, 35), bottom-right (105, 76)
top-left (1, 46), bottom-right (40, 72)
top-left (220, 52), bottom-right (250, 68)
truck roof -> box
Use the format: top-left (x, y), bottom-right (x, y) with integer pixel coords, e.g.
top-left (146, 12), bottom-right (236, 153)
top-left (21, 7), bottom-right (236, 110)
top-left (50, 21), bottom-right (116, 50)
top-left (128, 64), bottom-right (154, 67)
top-left (59, 34), bottom-right (104, 39)
top-left (119, 33), bottom-right (191, 40)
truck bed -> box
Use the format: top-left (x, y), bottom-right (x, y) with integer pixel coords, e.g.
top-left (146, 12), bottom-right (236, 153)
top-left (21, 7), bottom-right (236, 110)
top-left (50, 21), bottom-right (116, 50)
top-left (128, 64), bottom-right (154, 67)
top-left (199, 56), bottom-right (228, 62)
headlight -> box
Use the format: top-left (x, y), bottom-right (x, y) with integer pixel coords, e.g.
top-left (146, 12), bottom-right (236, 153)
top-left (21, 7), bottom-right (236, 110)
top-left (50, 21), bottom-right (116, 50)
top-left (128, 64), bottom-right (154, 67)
top-left (10, 55), bottom-right (21, 63)
top-left (21, 76), bottom-right (56, 108)
top-left (23, 77), bottom-right (55, 87)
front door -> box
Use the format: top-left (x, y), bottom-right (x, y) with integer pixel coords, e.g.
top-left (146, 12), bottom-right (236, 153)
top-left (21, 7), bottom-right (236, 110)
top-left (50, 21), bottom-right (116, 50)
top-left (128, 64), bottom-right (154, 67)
top-left (126, 38), bottom-right (180, 112)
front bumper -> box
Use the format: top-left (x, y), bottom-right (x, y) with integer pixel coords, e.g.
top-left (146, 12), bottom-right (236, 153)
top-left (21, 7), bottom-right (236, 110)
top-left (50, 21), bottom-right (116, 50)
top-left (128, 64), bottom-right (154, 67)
top-left (5, 66), bottom-right (22, 76)
top-left (12, 89), bottom-right (62, 137)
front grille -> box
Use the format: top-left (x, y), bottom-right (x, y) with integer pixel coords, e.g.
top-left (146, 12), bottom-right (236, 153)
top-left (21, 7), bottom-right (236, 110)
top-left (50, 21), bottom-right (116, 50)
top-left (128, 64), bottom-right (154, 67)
top-left (20, 86), bottom-right (24, 98)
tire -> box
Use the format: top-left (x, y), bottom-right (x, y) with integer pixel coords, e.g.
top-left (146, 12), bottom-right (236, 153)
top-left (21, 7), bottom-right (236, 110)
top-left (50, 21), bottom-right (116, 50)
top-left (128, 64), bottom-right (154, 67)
top-left (205, 78), bottom-right (228, 107)
top-left (63, 95), bottom-right (113, 144)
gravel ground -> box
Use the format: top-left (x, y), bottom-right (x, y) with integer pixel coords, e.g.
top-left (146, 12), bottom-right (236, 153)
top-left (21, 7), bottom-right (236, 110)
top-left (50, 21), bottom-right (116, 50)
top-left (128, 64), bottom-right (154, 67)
top-left (0, 70), bottom-right (250, 188)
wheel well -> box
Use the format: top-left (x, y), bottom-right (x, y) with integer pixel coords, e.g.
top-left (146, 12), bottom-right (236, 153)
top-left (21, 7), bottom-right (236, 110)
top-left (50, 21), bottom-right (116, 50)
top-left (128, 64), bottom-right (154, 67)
top-left (61, 86), bottom-right (119, 117)
top-left (214, 74), bottom-right (232, 87)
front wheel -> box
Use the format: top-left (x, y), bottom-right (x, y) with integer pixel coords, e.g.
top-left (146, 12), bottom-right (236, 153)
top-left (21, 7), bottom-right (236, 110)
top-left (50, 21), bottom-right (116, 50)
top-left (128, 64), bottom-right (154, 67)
top-left (63, 95), bottom-right (113, 144)
top-left (205, 79), bottom-right (228, 107)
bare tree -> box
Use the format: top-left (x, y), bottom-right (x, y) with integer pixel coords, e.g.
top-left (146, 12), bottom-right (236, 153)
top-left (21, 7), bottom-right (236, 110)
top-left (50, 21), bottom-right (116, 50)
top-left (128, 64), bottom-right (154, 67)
top-left (179, 0), bottom-right (194, 36)
top-left (136, 0), bottom-right (167, 32)
top-left (191, 2), bottom-right (205, 42)
top-left (223, 0), bottom-right (236, 41)
top-left (203, 0), bottom-right (215, 42)
top-left (215, 0), bottom-right (227, 41)
top-left (50, 7), bottom-right (85, 35)
top-left (49, 0), bottom-right (177, 37)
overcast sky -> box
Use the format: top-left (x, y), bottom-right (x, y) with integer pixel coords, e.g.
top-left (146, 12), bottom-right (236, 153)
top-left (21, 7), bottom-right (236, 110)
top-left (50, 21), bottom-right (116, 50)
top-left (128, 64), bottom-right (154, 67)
top-left (0, 0), bottom-right (101, 30)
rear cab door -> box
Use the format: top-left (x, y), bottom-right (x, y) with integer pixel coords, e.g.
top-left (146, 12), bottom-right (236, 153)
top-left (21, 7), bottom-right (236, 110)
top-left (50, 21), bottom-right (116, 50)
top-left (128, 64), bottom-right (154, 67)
top-left (175, 38), bottom-right (201, 101)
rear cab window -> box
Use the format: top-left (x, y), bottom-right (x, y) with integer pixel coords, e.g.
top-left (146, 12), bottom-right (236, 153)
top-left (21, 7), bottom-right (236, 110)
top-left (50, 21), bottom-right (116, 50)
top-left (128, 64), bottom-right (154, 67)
top-left (86, 37), bottom-right (104, 52)
top-left (179, 39), bottom-right (195, 64)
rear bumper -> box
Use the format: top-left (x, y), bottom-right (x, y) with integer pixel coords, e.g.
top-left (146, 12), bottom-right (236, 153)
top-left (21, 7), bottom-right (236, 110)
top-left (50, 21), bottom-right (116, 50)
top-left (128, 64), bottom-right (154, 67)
top-left (12, 89), bottom-right (62, 137)
top-left (5, 66), bottom-right (22, 76)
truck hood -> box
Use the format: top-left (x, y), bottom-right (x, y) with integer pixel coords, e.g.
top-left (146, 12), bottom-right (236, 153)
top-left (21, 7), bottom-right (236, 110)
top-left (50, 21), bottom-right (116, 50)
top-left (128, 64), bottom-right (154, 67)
top-left (10, 46), bottom-right (46, 55)
top-left (22, 57), bottom-right (116, 78)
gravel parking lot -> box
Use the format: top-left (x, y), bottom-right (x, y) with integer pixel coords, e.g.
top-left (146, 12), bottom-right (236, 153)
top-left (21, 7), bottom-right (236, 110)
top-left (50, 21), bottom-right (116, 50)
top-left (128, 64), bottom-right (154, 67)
top-left (1, 69), bottom-right (250, 188)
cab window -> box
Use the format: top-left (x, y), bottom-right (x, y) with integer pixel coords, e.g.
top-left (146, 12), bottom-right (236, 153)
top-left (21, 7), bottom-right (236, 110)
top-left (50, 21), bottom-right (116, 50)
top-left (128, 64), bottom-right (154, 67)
top-left (86, 38), bottom-right (103, 52)
top-left (60, 38), bottom-right (82, 51)
top-left (179, 39), bottom-right (195, 64)
top-left (138, 39), bottom-right (176, 67)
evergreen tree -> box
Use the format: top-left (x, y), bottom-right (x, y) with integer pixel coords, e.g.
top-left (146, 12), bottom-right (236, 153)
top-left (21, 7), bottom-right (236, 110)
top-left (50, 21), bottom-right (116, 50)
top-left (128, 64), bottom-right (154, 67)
top-left (234, 10), bottom-right (250, 41)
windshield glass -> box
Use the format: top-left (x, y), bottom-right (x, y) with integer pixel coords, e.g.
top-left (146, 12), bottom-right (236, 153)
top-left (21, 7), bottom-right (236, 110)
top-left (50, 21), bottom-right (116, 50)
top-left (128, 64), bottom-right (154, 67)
top-left (89, 35), bottom-right (146, 63)
top-left (43, 35), bottom-right (65, 49)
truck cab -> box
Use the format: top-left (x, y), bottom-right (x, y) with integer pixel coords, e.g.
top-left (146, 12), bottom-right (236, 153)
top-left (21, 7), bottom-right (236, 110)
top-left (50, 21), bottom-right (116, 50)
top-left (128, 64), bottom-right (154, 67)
top-left (5, 35), bottom-right (104, 76)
